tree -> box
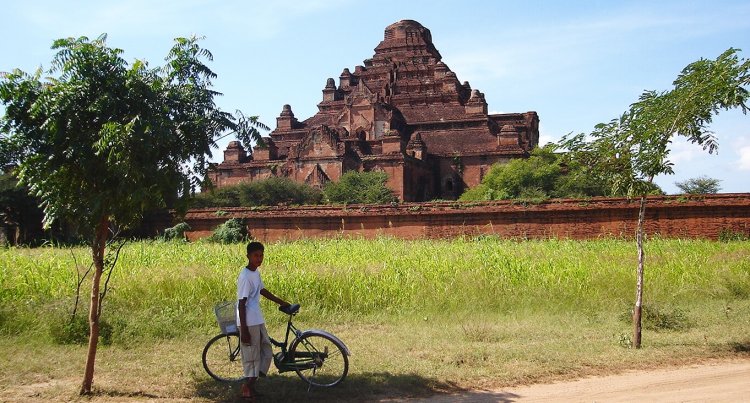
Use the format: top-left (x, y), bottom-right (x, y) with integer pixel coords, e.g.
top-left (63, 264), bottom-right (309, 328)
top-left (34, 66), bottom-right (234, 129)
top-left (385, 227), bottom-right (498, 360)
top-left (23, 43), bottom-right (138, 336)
top-left (560, 48), bottom-right (749, 348)
top-left (323, 171), bottom-right (397, 204)
top-left (458, 145), bottom-right (655, 202)
top-left (675, 175), bottom-right (722, 194)
top-left (460, 145), bottom-right (562, 201)
top-left (0, 35), bottom-right (260, 393)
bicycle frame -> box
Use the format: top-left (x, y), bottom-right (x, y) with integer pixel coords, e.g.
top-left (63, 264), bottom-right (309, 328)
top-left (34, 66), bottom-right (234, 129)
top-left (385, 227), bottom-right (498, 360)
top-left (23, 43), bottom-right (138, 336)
top-left (215, 314), bottom-right (327, 374)
top-left (270, 311), bottom-right (321, 373)
top-left (204, 303), bottom-right (349, 386)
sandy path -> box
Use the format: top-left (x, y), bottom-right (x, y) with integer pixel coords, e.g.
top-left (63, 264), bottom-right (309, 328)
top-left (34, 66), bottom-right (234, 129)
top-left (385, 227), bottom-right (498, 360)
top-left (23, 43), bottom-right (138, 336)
top-left (407, 360), bottom-right (750, 402)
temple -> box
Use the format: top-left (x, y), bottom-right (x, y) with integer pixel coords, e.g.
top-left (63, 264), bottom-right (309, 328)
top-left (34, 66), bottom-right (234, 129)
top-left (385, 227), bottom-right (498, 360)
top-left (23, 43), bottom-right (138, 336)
top-left (208, 20), bottom-right (539, 201)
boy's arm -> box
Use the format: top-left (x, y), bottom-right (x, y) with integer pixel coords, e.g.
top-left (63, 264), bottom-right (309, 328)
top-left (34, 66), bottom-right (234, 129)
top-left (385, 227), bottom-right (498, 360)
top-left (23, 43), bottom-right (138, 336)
top-left (238, 297), bottom-right (250, 344)
top-left (260, 288), bottom-right (289, 307)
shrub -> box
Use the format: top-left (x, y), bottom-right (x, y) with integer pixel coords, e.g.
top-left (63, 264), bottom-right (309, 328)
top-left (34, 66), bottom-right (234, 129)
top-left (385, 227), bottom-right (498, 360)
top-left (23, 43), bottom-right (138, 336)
top-left (49, 314), bottom-right (113, 345)
top-left (675, 176), bottom-right (721, 194)
top-left (238, 177), bottom-right (322, 206)
top-left (459, 145), bottom-right (663, 201)
top-left (718, 228), bottom-right (750, 242)
top-left (162, 222), bottom-right (190, 240)
top-left (207, 218), bottom-right (246, 243)
top-left (191, 185), bottom-right (242, 208)
top-left (620, 304), bottom-right (692, 331)
top-left (323, 171), bottom-right (397, 204)
top-left (191, 177), bottom-right (322, 208)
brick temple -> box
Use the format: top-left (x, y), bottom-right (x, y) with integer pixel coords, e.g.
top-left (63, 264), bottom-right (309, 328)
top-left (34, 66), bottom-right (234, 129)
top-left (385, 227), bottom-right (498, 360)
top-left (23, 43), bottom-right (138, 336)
top-left (209, 20), bottom-right (539, 201)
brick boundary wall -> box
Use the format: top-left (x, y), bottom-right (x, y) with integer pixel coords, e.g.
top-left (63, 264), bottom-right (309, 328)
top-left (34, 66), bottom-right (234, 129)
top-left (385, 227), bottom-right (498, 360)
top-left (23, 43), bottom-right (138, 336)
top-left (182, 194), bottom-right (750, 242)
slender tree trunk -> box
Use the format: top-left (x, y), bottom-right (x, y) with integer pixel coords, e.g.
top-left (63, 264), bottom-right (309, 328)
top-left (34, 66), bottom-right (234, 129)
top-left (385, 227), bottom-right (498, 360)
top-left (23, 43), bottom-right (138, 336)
top-left (633, 195), bottom-right (646, 349)
top-left (80, 216), bottom-right (109, 395)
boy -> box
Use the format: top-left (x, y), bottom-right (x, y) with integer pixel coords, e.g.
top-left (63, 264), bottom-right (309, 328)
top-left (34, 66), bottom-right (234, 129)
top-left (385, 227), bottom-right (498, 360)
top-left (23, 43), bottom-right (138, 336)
top-left (237, 241), bottom-right (289, 400)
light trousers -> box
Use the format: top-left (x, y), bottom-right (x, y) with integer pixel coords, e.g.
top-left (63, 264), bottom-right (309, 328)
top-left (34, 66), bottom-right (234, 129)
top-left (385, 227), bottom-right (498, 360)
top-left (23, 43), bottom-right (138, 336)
top-left (240, 323), bottom-right (272, 378)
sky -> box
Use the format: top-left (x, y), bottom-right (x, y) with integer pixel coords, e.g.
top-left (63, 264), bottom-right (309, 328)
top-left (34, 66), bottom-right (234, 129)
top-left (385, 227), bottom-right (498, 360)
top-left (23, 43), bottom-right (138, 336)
top-left (1, 0), bottom-right (749, 194)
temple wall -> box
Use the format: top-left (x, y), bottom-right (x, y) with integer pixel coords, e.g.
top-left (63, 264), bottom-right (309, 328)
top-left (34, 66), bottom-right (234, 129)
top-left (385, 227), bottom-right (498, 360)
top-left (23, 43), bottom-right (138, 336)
top-left (182, 194), bottom-right (750, 242)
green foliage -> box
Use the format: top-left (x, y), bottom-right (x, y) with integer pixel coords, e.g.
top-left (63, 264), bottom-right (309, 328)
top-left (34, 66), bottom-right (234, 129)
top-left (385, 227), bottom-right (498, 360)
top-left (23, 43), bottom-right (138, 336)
top-left (560, 48), bottom-right (749, 198)
top-left (459, 145), bottom-right (616, 201)
top-left (2, 238), bottom-right (748, 343)
top-left (192, 177), bottom-right (323, 207)
top-left (192, 185), bottom-right (242, 208)
top-left (240, 177), bottom-right (322, 206)
top-left (559, 48), bottom-right (749, 348)
top-left (0, 34), bottom-right (263, 232)
top-left (0, 34), bottom-right (266, 390)
top-left (478, 146), bottom-right (560, 200)
top-left (49, 314), bottom-right (113, 345)
top-left (324, 171), bottom-right (397, 204)
top-left (207, 218), bottom-right (246, 243)
top-left (162, 222), bottom-right (190, 240)
top-left (619, 304), bottom-right (692, 331)
top-left (718, 228), bottom-right (750, 242)
top-left (675, 175), bottom-right (722, 194)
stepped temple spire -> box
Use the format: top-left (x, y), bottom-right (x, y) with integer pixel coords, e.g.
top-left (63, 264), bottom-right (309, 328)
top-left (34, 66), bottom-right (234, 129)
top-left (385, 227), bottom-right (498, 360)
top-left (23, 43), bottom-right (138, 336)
top-left (210, 20), bottom-right (539, 201)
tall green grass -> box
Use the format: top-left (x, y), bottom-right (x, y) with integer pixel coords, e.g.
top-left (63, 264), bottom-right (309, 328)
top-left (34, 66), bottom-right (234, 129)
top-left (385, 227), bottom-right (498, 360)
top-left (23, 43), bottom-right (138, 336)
top-left (1, 237), bottom-right (748, 343)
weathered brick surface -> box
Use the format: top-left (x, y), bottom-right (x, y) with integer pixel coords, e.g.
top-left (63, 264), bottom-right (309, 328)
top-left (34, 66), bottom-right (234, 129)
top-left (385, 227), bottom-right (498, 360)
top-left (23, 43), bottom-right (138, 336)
top-left (183, 194), bottom-right (750, 242)
top-left (207, 20), bottom-right (539, 201)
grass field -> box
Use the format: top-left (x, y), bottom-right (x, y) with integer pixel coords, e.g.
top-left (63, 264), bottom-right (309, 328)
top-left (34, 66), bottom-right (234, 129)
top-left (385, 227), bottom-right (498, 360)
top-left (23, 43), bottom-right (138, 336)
top-left (1, 237), bottom-right (749, 401)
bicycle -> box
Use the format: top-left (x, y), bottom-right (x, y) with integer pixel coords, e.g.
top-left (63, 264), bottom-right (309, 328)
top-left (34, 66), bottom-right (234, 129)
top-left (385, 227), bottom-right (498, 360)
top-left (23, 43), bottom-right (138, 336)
top-left (202, 301), bottom-right (350, 388)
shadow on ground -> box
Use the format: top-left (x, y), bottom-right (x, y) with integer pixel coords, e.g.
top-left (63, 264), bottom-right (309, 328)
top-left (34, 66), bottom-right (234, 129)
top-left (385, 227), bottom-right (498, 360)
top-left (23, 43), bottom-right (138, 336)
top-left (193, 372), bottom-right (468, 402)
top-left (729, 341), bottom-right (750, 353)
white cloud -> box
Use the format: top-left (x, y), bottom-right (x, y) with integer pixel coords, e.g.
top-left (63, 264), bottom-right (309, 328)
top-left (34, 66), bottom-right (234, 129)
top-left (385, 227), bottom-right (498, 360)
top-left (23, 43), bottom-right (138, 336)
top-left (537, 123), bottom-right (557, 147)
top-left (737, 146), bottom-right (750, 171)
top-left (729, 136), bottom-right (750, 171)
top-left (668, 137), bottom-right (708, 165)
top-left (445, 11), bottom-right (690, 82)
top-left (13, 0), bottom-right (350, 41)
top-left (444, 3), bottom-right (750, 88)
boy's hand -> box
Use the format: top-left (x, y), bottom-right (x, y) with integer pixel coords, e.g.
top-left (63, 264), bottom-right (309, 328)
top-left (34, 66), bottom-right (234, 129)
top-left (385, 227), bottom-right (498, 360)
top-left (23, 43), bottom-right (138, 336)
top-left (240, 327), bottom-right (251, 345)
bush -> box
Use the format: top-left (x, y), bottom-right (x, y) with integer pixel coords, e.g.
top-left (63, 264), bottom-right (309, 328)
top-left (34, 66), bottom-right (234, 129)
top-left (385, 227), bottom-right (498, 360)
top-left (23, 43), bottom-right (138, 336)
top-left (207, 218), bottom-right (246, 243)
top-left (49, 314), bottom-right (113, 345)
top-left (324, 171), bottom-right (397, 204)
top-left (191, 185), bottom-right (242, 208)
top-left (718, 228), bottom-right (750, 242)
top-left (620, 304), bottom-right (692, 331)
top-left (675, 176), bottom-right (722, 194)
top-left (459, 145), bottom-right (662, 201)
top-left (239, 177), bottom-right (322, 206)
top-left (191, 177), bottom-right (322, 208)
top-left (162, 222), bottom-right (190, 240)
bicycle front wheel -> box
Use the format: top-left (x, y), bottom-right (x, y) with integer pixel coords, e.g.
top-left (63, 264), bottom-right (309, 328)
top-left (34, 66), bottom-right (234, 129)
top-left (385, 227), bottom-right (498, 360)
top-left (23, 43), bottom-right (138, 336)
top-left (290, 333), bottom-right (349, 387)
top-left (202, 332), bottom-right (245, 382)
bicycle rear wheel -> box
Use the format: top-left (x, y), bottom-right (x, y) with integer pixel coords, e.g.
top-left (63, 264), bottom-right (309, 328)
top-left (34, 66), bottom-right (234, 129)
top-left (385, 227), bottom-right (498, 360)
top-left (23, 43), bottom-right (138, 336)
top-left (290, 333), bottom-right (349, 387)
top-left (202, 332), bottom-right (244, 382)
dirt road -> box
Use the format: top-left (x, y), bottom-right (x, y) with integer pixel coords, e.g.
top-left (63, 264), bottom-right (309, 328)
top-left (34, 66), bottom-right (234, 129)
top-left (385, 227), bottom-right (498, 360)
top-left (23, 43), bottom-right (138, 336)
top-left (408, 360), bottom-right (750, 402)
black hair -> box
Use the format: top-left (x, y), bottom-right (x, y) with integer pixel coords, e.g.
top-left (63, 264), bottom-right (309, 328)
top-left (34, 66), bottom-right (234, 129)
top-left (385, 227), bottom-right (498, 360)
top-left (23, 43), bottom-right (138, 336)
top-left (247, 241), bottom-right (264, 255)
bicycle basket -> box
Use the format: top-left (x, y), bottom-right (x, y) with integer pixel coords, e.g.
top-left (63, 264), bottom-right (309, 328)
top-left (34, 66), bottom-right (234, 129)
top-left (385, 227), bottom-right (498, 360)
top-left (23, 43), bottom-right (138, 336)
top-left (214, 301), bottom-right (238, 334)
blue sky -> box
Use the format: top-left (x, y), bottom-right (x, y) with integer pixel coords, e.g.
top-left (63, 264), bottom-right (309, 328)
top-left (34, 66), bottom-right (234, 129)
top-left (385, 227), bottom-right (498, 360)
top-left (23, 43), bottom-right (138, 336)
top-left (2, 0), bottom-right (749, 193)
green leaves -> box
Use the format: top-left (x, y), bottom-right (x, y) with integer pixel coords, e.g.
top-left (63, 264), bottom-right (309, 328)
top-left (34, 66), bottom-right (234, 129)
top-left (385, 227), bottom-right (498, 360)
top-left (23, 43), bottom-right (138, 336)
top-left (459, 145), bottom-right (615, 201)
top-left (0, 34), bottom-right (261, 233)
top-left (323, 171), bottom-right (397, 204)
top-left (561, 48), bottom-right (750, 198)
top-left (675, 176), bottom-right (722, 194)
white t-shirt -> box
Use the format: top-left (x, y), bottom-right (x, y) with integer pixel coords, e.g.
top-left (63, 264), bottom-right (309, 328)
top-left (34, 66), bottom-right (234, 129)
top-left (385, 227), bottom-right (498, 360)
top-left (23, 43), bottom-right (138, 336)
top-left (236, 267), bottom-right (265, 326)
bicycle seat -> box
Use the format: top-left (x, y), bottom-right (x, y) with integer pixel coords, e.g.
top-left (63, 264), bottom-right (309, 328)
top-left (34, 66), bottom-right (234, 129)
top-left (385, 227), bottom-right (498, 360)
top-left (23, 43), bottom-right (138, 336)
top-left (279, 303), bottom-right (300, 315)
